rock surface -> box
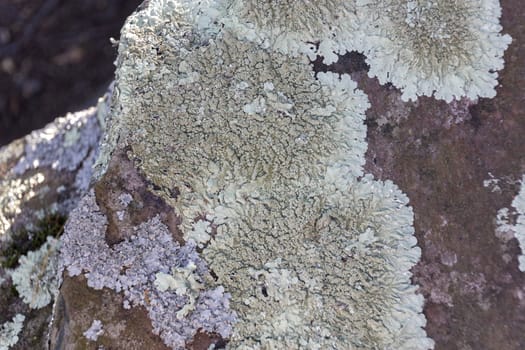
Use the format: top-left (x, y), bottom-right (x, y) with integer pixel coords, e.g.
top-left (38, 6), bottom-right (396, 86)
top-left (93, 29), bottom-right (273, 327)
top-left (360, 1), bottom-right (525, 348)
top-left (0, 91), bottom-right (105, 349)
top-left (1, 0), bottom-right (524, 349)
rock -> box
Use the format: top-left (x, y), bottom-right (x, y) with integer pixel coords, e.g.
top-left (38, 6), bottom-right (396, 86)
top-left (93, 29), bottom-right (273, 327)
top-left (54, 0), bottom-right (432, 349)
top-left (0, 91), bottom-right (106, 349)
top-left (2, 0), bottom-right (524, 349)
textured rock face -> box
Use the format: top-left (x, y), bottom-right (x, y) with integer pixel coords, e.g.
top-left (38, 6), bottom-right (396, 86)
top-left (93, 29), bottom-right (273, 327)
top-left (50, 0), bottom-right (436, 349)
top-left (359, 0), bottom-right (525, 348)
top-left (0, 94), bottom-right (105, 349)
top-left (2, 0), bottom-right (523, 349)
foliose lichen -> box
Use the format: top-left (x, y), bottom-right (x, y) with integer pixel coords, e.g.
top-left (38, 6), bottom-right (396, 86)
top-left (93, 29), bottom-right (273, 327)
top-left (192, 0), bottom-right (511, 102)
top-left (512, 176), bottom-right (525, 271)
top-left (212, 0), bottom-right (360, 63)
top-left (355, 0), bottom-right (512, 102)
top-left (112, 8), bottom-right (369, 233)
top-left (8, 236), bottom-right (60, 309)
top-left (83, 319), bottom-right (104, 342)
top-left (154, 261), bottom-right (204, 319)
top-left (204, 175), bottom-right (431, 349)
top-left (0, 314), bottom-right (25, 350)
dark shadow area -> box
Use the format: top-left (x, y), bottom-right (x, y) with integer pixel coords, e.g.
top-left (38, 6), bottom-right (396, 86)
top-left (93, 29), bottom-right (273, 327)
top-left (311, 50), bottom-right (370, 77)
top-left (0, 0), bottom-right (143, 145)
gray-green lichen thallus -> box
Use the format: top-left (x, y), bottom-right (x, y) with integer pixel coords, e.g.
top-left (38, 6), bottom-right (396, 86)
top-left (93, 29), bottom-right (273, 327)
top-left (82, 0), bottom-right (435, 348)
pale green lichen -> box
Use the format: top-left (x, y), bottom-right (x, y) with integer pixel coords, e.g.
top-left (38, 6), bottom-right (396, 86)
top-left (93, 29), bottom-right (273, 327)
top-left (8, 236), bottom-right (60, 309)
top-left (512, 176), bottom-right (525, 271)
top-left (114, 21), bottom-right (369, 234)
top-left (184, 220), bottom-right (212, 248)
top-left (205, 0), bottom-right (511, 102)
top-left (204, 175), bottom-right (431, 349)
top-left (355, 0), bottom-right (511, 102)
top-left (216, 0), bottom-right (359, 63)
top-left (0, 314), bottom-right (25, 350)
top-left (495, 175), bottom-right (525, 271)
top-left (154, 261), bottom-right (204, 319)
top-left (106, 0), bottom-right (433, 348)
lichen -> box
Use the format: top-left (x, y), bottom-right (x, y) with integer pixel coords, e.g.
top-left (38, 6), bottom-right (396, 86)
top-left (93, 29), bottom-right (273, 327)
top-left (496, 174), bottom-right (525, 271)
top-left (59, 191), bottom-right (236, 349)
top-left (184, 220), bottom-right (212, 248)
top-left (0, 172), bottom-right (46, 238)
top-left (355, 0), bottom-right (512, 102)
top-left (1, 98), bottom-right (104, 240)
top-left (0, 314), bottom-right (25, 350)
top-left (190, 0), bottom-right (511, 102)
top-left (12, 107), bottom-right (100, 181)
top-left (113, 18), bottom-right (369, 234)
top-left (83, 319), bottom-right (104, 342)
top-left (204, 175), bottom-right (432, 348)
top-left (8, 236), bottom-right (60, 309)
top-left (154, 261), bottom-right (204, 319)
top-left (91, 0), bottom-right (434, 348)
top-left (215, 0), bottom-right (360, 63)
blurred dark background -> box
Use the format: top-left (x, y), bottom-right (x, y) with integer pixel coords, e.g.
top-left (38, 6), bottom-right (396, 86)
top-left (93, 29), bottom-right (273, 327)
top-left (0, 0), bottom-right (143, 146)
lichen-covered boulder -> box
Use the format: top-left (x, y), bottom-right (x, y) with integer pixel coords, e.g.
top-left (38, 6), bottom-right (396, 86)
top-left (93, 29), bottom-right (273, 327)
top-left (51, 0), bottom-right (434, 349)
top-left (0, 93), bottom-right (105, 349)
top-left (2, 0), bottom-right (521, 349)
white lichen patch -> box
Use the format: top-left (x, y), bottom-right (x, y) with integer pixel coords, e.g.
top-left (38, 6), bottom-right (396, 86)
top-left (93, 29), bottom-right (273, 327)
top-left (8, 236), bottom-right (60, 309)
top-left (0, 314), bottom-right (25, 350)
top-left (483, 173), bottom-right (502, 193)
top-left (154, 261), bottom-right (204, 319)
top-left (114, 22), bottom-right (369, 234)
top-left (204, 175), bottom-right (432, 349)
top-left (106, 0), bottom-right (432, 348)
top-left (184, 220), bottom-right (212, 248)
top-left (118, 193), bottom-right (133, 207)
top-left (356, 0), bottom-right (511, 102)
top-left (496, 175), bottom-right (525, 271)
top-left (59, 191), bottom-right (236, 349)
top-left (0, 99), bottom-right (105, 241)
top-left (13, 107), bottom-right (100, 177)
top-left (216, 0), bottom-right (360, 62)
top-left (83, 320), bottom-right (104, 342)
top-left (0, 172), bottom-right (46, 237)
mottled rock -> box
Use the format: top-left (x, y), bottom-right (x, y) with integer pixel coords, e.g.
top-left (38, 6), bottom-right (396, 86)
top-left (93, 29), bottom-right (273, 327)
top-left (2, 0), bottom-right (524, 349)
top-left (52, 0), bottom-right (435, 349)
top-left (0, 92), bottom-right (106, 349)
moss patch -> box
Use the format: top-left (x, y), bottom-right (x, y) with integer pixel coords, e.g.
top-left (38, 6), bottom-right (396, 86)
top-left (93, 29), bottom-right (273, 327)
top-left (1, 213), bottom-right (66, 269)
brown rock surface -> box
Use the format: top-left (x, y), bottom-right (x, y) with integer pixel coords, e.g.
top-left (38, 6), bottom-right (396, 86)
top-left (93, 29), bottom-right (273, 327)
top-left (49, 275), bottom-right (169, 350)
top-left (353, 0), bottom-right (525, 348)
